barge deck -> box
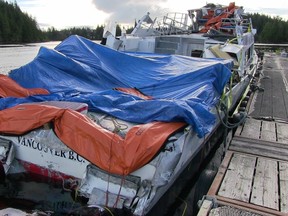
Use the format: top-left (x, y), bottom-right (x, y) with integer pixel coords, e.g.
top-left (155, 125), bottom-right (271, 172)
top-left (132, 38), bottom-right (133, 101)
top-left (198, 52), bottom-right (288, 216)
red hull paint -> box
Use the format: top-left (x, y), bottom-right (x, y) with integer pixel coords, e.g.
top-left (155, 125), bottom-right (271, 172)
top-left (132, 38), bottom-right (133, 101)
top-left (18, 160), bottom-right (78, 182)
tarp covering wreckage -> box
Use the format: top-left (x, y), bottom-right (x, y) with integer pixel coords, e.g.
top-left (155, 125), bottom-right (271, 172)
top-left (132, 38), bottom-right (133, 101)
top-left (0, 35), bottom-right (232, 175)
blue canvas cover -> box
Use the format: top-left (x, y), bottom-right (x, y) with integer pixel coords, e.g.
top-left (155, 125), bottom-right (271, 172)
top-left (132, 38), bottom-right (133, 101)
top-left (6, 35), bottom-right (232, 137)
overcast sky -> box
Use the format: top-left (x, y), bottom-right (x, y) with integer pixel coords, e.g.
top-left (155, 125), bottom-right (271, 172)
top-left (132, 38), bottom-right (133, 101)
top-left (10, 0), bottom-right (288, 30)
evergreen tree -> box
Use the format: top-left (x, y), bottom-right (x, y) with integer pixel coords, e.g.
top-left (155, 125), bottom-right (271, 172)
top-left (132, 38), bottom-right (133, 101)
top-left (0, 0), bottom-right (43, 43)
top-left (249, 13), bottom-right (288, 43)
top-left (0, 0), bottom-right (287, 44)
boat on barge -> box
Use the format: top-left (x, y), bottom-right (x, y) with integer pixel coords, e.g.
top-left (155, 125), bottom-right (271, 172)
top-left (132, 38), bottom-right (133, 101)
top-left (0, 2), bottom-right (259, 215)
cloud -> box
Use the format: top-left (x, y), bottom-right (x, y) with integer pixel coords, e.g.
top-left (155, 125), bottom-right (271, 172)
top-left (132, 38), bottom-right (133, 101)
top-left (14, 0), bottom-right (44, 7)
top-left (92, 0), bottom-right (169, 25)
top-left (245, 7), bottom-right (288, 20)
top-left (260, 8), bottom-right (288, 17)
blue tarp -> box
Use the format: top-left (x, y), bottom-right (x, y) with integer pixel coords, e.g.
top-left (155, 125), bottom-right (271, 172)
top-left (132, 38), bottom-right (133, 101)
top-left (6, 35), bottom-right (232, 137)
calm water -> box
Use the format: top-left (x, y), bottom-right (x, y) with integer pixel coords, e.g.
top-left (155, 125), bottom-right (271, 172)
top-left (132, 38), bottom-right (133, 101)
top-left (0, 41), bottom-right (60, 75)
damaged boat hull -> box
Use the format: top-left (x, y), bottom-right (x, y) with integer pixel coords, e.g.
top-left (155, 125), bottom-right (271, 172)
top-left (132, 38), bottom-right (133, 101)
top-left (0, 2), bottom-right (258, 213)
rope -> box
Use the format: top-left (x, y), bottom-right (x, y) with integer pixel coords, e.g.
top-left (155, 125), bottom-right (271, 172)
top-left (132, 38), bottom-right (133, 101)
top-left (103, 207), bottom-right (115, 216)
top-left (105, 118), bottom-right (127, 208)
top-left (216, 102), bottom-right (247, 129)
top-left (61, 178), bottom-right (79, 192)
top-left (109, 117), bottom-right (128, 132)
top-left (105, 131), bottom-right (116, 207)
top-left (113, 175), bottom-right (126, 208)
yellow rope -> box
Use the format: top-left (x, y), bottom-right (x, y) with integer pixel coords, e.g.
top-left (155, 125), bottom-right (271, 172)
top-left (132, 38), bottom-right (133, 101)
top-left (177, 196), bottom-right (188, 216)
top-left (103, 207), bottom-right (115, 216)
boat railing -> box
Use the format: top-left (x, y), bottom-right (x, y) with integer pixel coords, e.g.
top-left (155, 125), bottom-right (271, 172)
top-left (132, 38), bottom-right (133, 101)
top-left (212, 17), bottom-right (251, 37)
top-left (132, 21), bottom-right (162, 36)
top-left (131, 12), bottom-right (162, 36)
top-left (131, 12), bottom-right (193, 36)
top-left (220, 18), bottom-right (250, 27)
top-left (155, 12), bottom-right (192, 35)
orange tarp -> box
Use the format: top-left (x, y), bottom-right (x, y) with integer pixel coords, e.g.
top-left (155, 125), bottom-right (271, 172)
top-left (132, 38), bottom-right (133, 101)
top-left (0, 104), bottom-right (186, 175)
top-left (115, 87), bottom-right (153, 100)
top-left (0, 75), bottom-right (49, 98)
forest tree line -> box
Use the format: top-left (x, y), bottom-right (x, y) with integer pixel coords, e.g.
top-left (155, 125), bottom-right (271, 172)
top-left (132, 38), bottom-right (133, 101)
top-left (0, 0), bottom-right (43, 42)
top-left (0, 0), bottom-right (288, 44)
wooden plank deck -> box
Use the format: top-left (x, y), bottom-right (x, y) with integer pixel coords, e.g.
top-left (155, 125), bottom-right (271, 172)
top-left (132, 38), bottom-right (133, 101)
top-left (234, 117), bottom-right (288, 144)
top-left (230, 117), bottom-right (288, 161)
top-left (217, 153), bottom-right (256, 202)
top-left (249, 55), bottom-right (288, 120)
top-left (206, 151), bottom-right (288, 216)
top-left (279, 162), bottom-right (288, 213)
top-left (198, 54), bottom-right (288, 215)
top-left (250, 157), bottom-right (278, 210)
